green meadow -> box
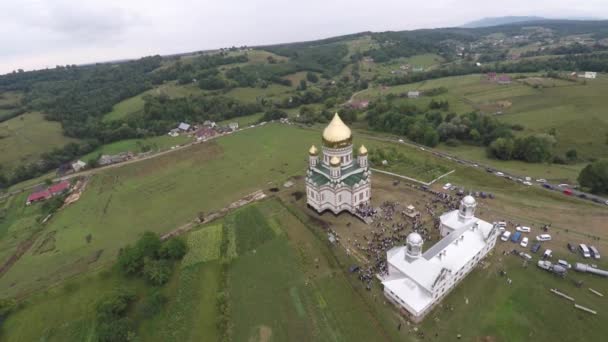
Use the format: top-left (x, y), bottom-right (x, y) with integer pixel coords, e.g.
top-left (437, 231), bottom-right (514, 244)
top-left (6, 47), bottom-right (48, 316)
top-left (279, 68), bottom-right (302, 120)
top-left (0, 112), bottom-right (77, 169)
top-left (1, 122), bottom-right (608, 341)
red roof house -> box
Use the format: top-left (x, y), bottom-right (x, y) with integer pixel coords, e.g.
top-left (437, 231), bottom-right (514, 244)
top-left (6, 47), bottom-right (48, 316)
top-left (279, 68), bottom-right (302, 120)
top-left (49, 181), bottom-right (70, 195)
top-left (27, 190), bottom-right (51, 204)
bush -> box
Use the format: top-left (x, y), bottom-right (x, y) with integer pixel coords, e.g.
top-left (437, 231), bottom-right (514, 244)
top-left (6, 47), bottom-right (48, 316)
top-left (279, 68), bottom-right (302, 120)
top-left (136, 232), bottom-right (162, 259)
top-left (578, 159), bottom-right (608, 194)
top-left (143, 259), bottom-right (172, 286)
top-left (160, 237), bottom-right (188, 260)
top-left (95, 289), bottom-right (136, 322)
top-left (96, 317), bottom-right (134, 342)
top-left (117, 245), bottom-right (145, 275)
top-left (138, 290), bottom-right (167, 319)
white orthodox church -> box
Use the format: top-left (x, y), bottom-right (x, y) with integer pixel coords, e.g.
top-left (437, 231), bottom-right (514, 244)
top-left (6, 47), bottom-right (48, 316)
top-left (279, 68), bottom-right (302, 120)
top-left (305, 113), bottom-right (372, 215)
top-left (381, 195), bottom-right (499, 322)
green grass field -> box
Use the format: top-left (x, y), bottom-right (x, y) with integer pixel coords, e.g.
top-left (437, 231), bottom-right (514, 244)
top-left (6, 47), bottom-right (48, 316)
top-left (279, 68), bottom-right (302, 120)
top-left (0, 123), bottom-right (454, 297)
top-left (356, 72), bottom-right (608, 178)
top-left (1, 120), bottom-right (608, 340)
top-left (0, 112), bottom-right (78, 170)
top-left (80, 134), bottom-right (191, 161)
top-left (218, 112), bottom-right (264, 127)
top-left (224, 84), bottom-right (293, 103)
top-left (102, 82), bottom-right (208, 122)
top-left (0, 91), bottom-right (23, 121)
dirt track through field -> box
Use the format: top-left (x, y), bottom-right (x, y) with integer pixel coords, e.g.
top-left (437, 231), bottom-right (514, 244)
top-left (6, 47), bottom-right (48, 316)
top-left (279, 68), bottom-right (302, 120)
top-left (0, 231), bottom-right (41, 279)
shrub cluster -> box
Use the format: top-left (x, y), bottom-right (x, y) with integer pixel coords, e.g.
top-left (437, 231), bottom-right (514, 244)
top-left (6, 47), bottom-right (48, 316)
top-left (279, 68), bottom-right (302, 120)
top-left (117, 232), bottom-right (187, 286)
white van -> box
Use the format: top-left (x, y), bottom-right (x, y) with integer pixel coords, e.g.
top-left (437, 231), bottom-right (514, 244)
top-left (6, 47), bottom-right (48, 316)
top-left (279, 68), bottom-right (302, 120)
top-left (536, 234), bottom-right (552, 242)
top-left (579, 244), bottom-right (591, 258)
top-left (501, 231), bottom-right (512, 242)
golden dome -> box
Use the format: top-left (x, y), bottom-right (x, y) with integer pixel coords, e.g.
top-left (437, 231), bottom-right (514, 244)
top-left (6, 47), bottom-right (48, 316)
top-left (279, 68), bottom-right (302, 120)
top-left (330, 156), bottom-right (341, 166)
top-left (358, 144), bottom-right (368, 156)
top-left (309, 145), bottom-right (319, 155)
top-left (322, 113), bottom-right (352, 148)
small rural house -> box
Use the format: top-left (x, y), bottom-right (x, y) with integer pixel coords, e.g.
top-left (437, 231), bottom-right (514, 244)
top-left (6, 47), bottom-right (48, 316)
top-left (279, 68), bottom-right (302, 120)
top-left (71, 160), bottom-right (87, 172)
top-left (407, 91), bottom-right (420, 98)
top-left (26, 181), bottom-right (71, 205)
top-left (581, 71), bottom-right (597, 79)
top-left (178, 122), bottom-right (191, 131)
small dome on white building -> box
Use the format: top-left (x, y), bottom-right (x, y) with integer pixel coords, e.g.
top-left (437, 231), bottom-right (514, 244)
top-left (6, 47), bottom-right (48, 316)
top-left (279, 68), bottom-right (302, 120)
top-left (462, 195), bottom-right (476, 206)
top-left (405, 232), bottom-right (423, 260)
top-left (458, 195), bottom-right (477, 221)
top-left (407, 232), bottom-right (423, 245)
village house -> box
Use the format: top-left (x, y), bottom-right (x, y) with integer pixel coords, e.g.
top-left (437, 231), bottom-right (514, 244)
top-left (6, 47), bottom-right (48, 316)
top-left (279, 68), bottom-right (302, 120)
top-left (195, 126), bottom-right (217, 141)
top-left (228, 122), bottom-right (239, 131)
top-left (203, 120), bottom-right (216, 128)
top-left (579, 71), bottom-right (597, 79)
top-left (178, 122), bottom-right (191, 131)
top-left (26, 180), bottom-right (71, 205)
top-left (98, 152), bottom-right (133, 166)
top-left (71, 160), bottom-right (87, 172)
top-left (348, 100), bottom-right (370, 109)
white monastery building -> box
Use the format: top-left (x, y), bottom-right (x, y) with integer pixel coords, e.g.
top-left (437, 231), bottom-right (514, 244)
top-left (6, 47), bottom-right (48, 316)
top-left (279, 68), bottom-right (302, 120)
top-left (381, 195), bottom-right (499, 322)
top-left (306, 113), bottom-right (371, 214)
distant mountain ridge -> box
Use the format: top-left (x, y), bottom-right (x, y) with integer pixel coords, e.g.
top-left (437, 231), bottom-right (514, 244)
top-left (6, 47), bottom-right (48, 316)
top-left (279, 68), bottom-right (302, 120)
top-left (461, 16), bottom-right (548, 28)
top-left (462, 16), bottom-right (604, 28)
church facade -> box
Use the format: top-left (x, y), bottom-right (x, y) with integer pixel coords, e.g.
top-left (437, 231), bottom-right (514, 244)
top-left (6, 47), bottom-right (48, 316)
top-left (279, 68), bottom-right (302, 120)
top-left (305, 113), bottom-right (372, 215)
top-left (381, 196), bottom-right (499, 322)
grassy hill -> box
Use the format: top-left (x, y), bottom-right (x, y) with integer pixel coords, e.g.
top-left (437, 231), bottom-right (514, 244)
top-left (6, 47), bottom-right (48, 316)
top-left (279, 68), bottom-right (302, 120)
top-left (0, 112), bottom-right (77, 169)
top-left (1, 123), bottom-right (607, 340)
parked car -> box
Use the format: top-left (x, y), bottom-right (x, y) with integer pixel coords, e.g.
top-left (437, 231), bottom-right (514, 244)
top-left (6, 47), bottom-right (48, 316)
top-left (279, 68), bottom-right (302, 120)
top-left (579, 244), bottom-right (591, 258)
top-left (523, 181), bottom-right (533, 186)
top-left (578, 193), bottom-right (587, 199)
top-left (557, 260), bottom-right (572, 269)
top-left (516, 226), bottom-right (531, 233)
top-left (563, 189), bottom-right (573, 196)
top-left (536, 179), bottom-right (547, 183)
top-left (589, 246), bottom-right (601, 260)
top-left (531, 243), bottom-right (541, 253)
top-left (519, 252), bottom-right (532, 260)
top-left (443, 183), bottom-right (452, 190)
top-left (542, 183), bottom-right (553, 189)
top-left (520, 237), bottom-right (529, 248)
top-left (511, 231), bottom-right (522, 243)
top-left (501, 231), bottom-right (512, 242)
top-left (486, 168), bottom-right (494, 173)
top-left (543, 249), bottom-right (553, 259)
top-left (558, 184), bottom-right (570, 188)
top-left (536, 234), bottom-right (552, 242)
top-left (495, 172), bottom-right (504, 177)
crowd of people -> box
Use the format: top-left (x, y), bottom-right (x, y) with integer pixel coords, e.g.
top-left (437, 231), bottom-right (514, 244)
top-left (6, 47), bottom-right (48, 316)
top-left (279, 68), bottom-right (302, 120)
top-left (348, 188), bottom-right (471, 289)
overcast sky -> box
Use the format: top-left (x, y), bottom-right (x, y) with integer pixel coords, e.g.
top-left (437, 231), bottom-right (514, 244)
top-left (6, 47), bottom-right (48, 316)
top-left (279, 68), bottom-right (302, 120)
top-left (1, 0), bottom-right (606, 74)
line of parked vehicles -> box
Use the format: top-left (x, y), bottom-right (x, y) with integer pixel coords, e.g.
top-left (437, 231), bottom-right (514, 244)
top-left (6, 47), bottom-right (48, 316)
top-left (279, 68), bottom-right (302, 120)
top-left (496, 221), bottom-right (601, 261)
